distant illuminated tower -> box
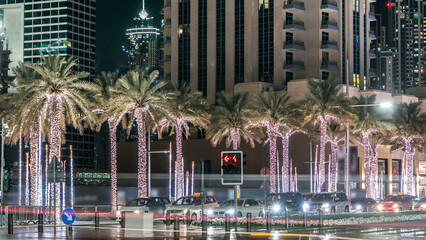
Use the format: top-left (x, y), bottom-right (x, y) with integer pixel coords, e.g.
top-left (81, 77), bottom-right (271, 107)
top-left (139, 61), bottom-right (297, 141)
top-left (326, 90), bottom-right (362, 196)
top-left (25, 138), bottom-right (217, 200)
top-left (124, 0), bottom-right (161, 70)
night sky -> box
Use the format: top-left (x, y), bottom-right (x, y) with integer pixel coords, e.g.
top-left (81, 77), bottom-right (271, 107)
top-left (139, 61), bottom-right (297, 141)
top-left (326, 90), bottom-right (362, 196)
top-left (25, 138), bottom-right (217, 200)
top-left (96, 0), bottom-right (163, 73)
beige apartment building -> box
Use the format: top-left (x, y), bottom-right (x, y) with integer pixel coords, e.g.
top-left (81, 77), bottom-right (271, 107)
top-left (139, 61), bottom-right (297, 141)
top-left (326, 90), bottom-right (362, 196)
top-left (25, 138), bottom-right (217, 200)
top-left (163, 0), bottom-right (377, 103)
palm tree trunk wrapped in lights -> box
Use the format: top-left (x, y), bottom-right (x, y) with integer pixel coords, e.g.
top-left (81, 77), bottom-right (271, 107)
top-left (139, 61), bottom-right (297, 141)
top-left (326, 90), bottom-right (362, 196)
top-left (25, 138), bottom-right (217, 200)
top-left (135, 109), bottom-right (148, 198)
top-left (30, 124), bottom-right (39, 205)
top-left (108, 120), bottom-right (118, 212)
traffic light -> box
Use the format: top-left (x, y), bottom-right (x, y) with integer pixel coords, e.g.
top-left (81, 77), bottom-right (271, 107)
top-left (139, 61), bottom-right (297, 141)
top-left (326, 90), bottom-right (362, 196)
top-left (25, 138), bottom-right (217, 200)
top-left (3, 169), bottom-right (11, 193)
top-left (221, 151), bottom-right (243, 185)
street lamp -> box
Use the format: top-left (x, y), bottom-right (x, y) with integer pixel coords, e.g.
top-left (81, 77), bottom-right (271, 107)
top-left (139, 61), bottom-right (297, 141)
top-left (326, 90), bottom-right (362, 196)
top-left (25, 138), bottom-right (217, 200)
top-left (344, 102), bottom-right (392, 197)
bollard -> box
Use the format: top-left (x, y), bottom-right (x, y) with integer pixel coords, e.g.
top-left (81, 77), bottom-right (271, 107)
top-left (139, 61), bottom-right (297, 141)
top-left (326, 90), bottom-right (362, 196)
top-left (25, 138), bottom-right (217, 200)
top-left (284, 208), bottom-right (289, 229)
top-left (165, 211), bottom-right (171, 226)
top-left (67, 224), bottom-right (73, 236)
top-left (225, 214), bottom-right (230, 232)
top-left (173, 216), bottom-right (180, 238)
top-left (246, 213), bottom-right (252, 232)
top-left (318, 209), bottom-right (323, 229)
top-left (8, 213), bottom-right (13, 235)
top-left (95, 211), bottom-right (100, 230)
top-left (303, 211), bottom-right (307, 228)
top-left (120, 212), bottom-right (125, 228)
top-left (266, 213), bottom-right (271, 232)
top-left (38, 213), bottom-right (43, 233)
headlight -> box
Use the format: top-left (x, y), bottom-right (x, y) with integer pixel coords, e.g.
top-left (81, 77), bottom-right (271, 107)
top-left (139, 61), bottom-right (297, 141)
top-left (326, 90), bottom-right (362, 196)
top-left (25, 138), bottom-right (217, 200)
top-left (225, 209), bottom-right (235, 215)
top-left (322, 203), bottom-right (329, 208)
top-left (378, 205), bottom-right (383, 211)
top-left (272, 205), bottom-right (281, 212)
top-left (420, 204), bottom-right (426, 209)
top-left (117, 211), bottom-right (121, 215)
top-left (183, 209), bottom-right (188, 215)
top-left (207, 209), bottom-right (213, 215)
top-left (134, 210), bottom-right (140, 214)
top-left (356, 205), bottom-right (362, 210)
top-left (393, 204), bottom-right (399, 208)
top-left (303, 203), bottom-right (309, 212)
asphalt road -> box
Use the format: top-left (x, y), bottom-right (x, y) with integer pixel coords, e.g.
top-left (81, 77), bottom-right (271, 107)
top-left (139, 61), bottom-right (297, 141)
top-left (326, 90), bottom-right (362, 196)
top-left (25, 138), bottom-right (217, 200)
top-left (1, 218), bottom-right (426, 239)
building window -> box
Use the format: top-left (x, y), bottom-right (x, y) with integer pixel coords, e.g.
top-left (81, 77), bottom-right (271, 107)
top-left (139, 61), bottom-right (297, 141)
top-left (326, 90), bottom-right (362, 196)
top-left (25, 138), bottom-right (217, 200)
top-left (285, 71), bottom-right (294, 83)
top-left (322, 71), bottom-right (330, 80)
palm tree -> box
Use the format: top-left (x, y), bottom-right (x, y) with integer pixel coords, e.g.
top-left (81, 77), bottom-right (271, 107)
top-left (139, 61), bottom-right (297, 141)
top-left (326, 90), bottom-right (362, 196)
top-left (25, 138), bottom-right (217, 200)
top-left (302, 79), bottom-right (351, 192)
top-left (392, 102), bottom-right (426, 195)
top-left (352, 95), bottom-right (392, 198)
top-left (325, 123), bottom-right (345, 192)
top-left (106, 69), bottom-right (164, 198)
top-left (206, 91), bottom-right (261, 151)
top-left (9, 52), bottom-right (98, 206)
top-left (158, 82), bottom-right (209, 198)
top-left (93, 71), bottom-right (120, 211)
top-left (253, 89), bottom-right (292, 193)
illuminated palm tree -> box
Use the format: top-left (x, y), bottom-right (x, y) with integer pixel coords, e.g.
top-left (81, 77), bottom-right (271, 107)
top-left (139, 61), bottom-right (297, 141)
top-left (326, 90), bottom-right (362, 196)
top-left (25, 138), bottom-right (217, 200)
top-left (93, 71), bottom-right (120, 211)
top-left (106, 69), bottom-right (165, 198)
top-left (302, 79), bottom-right (351, 192)
top-left (325, 123), bottom-right (345, 193)
top-left (159, 82), bottom-right (209, 198)
top-left (253, 89), bottom-right (293, 193)
top-left (352, 95), bottom-right (392, 198)
top-left (206, 91), bottom-right (261, 151)
top-left (392, 102), bottom-right (426, 195)
top-left (9, 52), bottom-right (98, 206)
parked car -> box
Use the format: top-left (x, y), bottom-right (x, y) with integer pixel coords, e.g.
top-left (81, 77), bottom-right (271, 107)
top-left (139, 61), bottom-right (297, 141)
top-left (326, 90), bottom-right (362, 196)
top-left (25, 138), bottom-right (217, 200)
top-left (350, 198), bottom-right (377, 212)
top-left (378, 194), bottom-right (413, 212)
top-left (150, 197), bottom-right (172, 208)
top-left (413, 198), bottom-right (426, 211)
top-left (264, 192), bottom-right (304, 216)
top-left (165, 195), bottom-right (218, 223)
top-left (212, 198), bottom-right (264, 218)
top-left (116, 198), bottom-right (166, 220)
top-left (302, 193), bottom-right (315, 203)
top-left (309, 192), bottom-right (351, 214)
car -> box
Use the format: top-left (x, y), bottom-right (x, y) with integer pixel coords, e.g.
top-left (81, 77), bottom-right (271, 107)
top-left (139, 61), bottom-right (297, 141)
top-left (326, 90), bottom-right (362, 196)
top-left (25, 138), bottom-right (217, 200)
top-left (165, 195), bottom-right (218, 223)
top-left (264, 192), bottom-right (304, 216)
top-left (212, 198), bottom-right (264, 218)
top-left (377, 194), bottom-right (413, 212)
top-left (150, 197), bottom-right (172, 208)
top-left (350, 198), bottom-right (377, 212)
top-left (116, 198), bottom-right (166, 220)
top-left (302, 193), bottom-right (315, 203)
top-left (308, 192), bottom-right (350, 214)
top-left (413, 198), bottom-right (426, 211)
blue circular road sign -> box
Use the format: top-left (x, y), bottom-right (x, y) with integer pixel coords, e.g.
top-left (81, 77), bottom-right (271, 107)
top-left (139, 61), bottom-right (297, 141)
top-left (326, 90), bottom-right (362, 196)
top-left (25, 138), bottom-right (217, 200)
top-left (61, 208), bottom-right (76, 225)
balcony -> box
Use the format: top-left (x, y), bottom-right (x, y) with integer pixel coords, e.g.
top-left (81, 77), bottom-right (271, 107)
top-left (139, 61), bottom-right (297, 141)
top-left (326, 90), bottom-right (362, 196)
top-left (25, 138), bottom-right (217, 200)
top-left (165, 0), bottom-right (171, 8)
top-left (369, 13), bottom-right (377, 21)
top-left (369, 31), bottom-right (376, 40)
top-left (369, 50), bottom-right (376, 58)
top-left (283, 0), bottom-right (305, 12)
top-left (321, 40), bottom-right (338, 51)
top-left (369, 69), bottom-right (377, 77)
top-left (165, 55), bottom-right (171, 63)
top-left (321, 21), bottom-right (338, 31)
top-left (164, 19), bottom-right (171, 27)
top-left (283, 61), bottom-right (305, 71)
top-left (283, 40), bottom-right (305, 51)
top-left (321, 61), bottom-right (338, 70)
top-left (320, 0), bottom-right (338, 12)
top-left (283, 20), bottom-right (306, 31)
top-left (164, 39), bottom-right (171, 45)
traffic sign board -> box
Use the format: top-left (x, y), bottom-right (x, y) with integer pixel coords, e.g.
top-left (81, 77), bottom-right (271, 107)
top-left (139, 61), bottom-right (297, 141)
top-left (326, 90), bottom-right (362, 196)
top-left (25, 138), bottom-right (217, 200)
top-left (61, 208), bottom-right (76, 225)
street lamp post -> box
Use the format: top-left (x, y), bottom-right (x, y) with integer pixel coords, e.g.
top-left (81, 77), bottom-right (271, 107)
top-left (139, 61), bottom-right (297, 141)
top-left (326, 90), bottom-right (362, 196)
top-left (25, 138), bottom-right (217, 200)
top-left (0, 118), bottom-right (5, 206)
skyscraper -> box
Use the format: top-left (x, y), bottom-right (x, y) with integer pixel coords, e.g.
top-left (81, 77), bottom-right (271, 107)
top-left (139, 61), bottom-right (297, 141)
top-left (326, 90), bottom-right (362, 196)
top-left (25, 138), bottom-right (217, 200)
top-left (0, 0), bottom-right (96, 77)
top-left (163, 0), bottom-right (378, 103)
top-left (389, 0), bottom-right (425, 93)
top-left (124, 0), bottom-right (161, 70)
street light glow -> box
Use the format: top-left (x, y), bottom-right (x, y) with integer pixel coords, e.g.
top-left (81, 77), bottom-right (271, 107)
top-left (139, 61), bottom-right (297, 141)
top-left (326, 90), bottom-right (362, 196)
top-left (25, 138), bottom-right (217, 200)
top-left (379, 102), bottom-right (392, 109)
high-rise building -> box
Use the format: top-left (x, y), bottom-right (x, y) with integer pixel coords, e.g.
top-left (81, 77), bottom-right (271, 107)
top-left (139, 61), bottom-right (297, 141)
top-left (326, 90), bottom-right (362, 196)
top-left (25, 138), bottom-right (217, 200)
top-left (0, 0), bottom-right (98, 171)
top-left (0, 0), bottom-right (96, 77)
top-left (163, 0), bottom-right (378, 102)
top-left (389, 0), bottom-right (425, 93)
top-left (124, 0), bottom-right (161, 70)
